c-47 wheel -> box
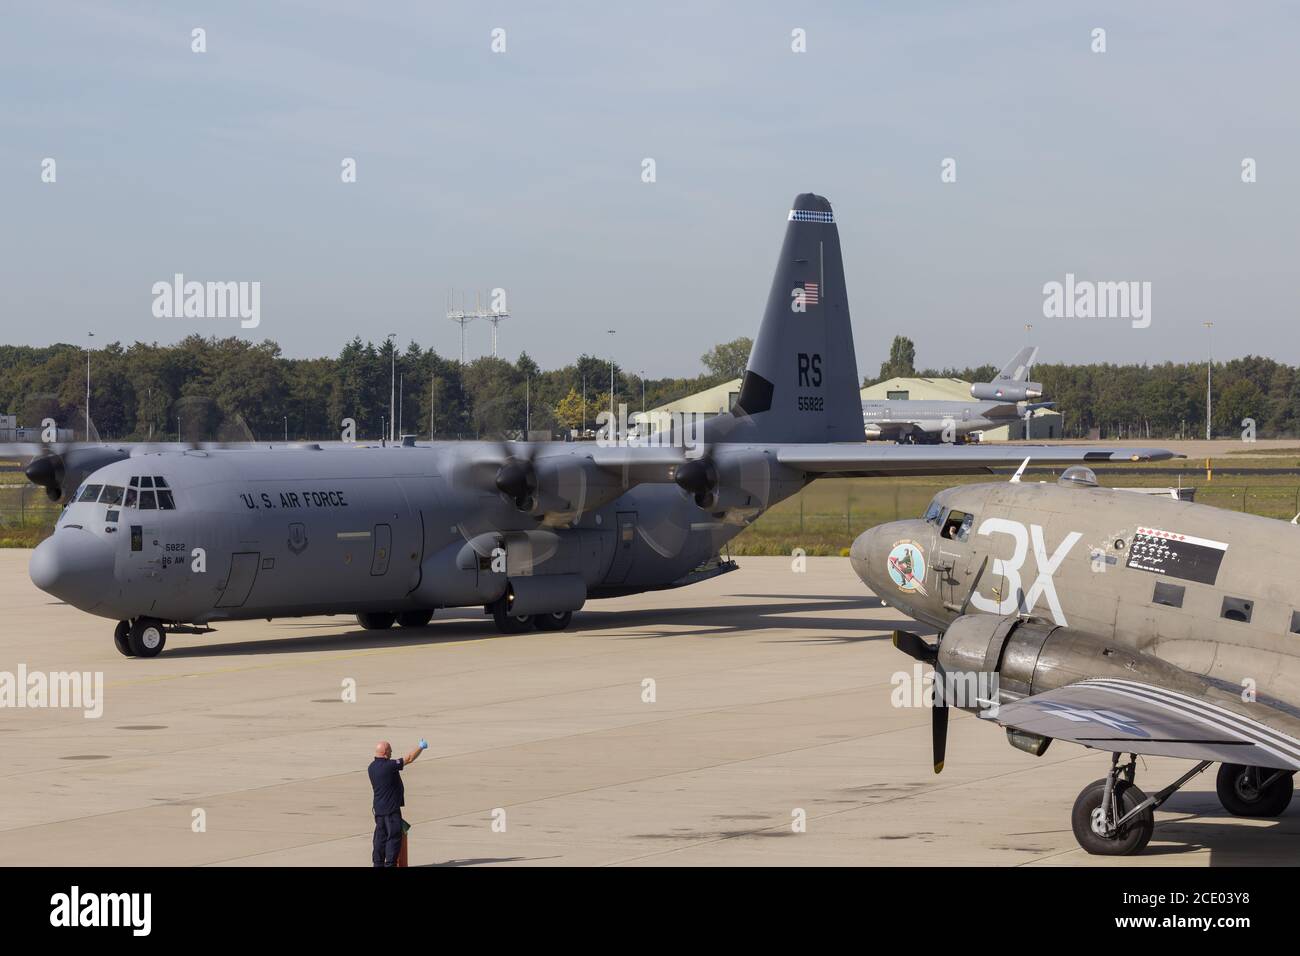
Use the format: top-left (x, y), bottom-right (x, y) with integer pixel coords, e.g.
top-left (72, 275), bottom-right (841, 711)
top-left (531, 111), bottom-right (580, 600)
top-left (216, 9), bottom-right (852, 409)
top-left (1071, 778), bottom-right (1154, 856)
top-left (1216, 764), bottom-right (1294, 817)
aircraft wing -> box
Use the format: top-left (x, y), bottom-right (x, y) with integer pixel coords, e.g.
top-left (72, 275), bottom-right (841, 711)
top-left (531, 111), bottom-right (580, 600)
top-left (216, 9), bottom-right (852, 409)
top-left (776, 443), bottom-right (1179, 478)
top-left (991, 678), bottom-right (1300, 770)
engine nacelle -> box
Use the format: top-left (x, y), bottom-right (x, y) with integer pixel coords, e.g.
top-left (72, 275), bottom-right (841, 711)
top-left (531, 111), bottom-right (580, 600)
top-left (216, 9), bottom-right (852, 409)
top-left (969, 381), bottom-right (1043, 402)
top-left (937, 614), bottom-right (1205, 713)
top-left (674, 448), bottom-right (783, 520)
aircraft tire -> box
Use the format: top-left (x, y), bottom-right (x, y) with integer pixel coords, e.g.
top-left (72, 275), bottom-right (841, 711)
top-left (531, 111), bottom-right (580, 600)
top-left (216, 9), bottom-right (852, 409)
top-left (491, 601), bottom-right (534, 634)
top-left (533, 611), bottom-right (573, 632)
top-left (396, 611), bottom-right (434, 628)
top-left (128, 618), bottom-right (167, 658)
top-left (1216, 764), bottom-right (1294, 817)
top-left (357, 612), bottom-right (397, 630)
top-left (1071, 779), bottom-right (1154, 855)
top-left (114, 620), bottom-right (134, 657)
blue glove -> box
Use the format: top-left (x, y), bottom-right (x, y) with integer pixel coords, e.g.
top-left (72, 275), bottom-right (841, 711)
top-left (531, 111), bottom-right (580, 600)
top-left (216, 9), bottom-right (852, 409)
top-left (418, 738), bottom-right (428, 750)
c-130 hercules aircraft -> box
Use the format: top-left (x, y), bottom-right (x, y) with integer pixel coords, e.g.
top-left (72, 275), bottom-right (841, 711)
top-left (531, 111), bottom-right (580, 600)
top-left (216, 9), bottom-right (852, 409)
top-left (852, 468), bottom-right (1300, 854)
top-left (16, 193), bottom-right (1174, 659)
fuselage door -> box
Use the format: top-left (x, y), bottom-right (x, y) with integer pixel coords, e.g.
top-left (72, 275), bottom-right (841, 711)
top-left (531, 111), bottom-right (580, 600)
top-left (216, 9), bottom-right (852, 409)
top-left (216, 552), bottom-right (261, 608)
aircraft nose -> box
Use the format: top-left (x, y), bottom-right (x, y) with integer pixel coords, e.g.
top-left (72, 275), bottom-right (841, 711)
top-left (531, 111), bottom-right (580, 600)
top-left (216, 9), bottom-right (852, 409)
top-left (851, 521), bottom-right (923, 592)
top-left (849, 525), bottom-right (885, 587)
top-left (30, 528), bottom-right (113, 610)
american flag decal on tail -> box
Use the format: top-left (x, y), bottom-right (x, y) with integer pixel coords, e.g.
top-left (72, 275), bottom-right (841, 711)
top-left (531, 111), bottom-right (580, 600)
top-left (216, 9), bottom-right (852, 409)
top-left (800, 281), bottom-right (819, 306)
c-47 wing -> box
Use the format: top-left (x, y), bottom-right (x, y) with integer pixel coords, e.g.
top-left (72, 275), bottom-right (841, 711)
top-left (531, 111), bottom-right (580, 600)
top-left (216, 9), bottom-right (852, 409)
top-left (991, 678), bottom-right (1300, 771)
top-left (777, 443), bottom-right (1180, 478)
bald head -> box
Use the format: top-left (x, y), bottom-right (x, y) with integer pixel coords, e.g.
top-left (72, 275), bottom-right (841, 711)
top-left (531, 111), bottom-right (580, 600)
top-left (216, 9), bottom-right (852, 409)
top-left (375, 740), bottom-right (392, 758)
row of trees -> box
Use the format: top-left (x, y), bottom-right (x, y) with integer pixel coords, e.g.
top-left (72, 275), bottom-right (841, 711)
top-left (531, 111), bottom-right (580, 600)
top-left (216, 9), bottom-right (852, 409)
top-left (0, 332), bottom-right (1293, 442)
top-left (868, 335), bottom-right (1296, 439)
top-left (0, 336), bottom-right (752, 443)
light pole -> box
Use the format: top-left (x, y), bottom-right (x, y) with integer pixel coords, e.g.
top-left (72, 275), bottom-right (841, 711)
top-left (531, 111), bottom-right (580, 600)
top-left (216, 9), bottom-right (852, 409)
top-left (1204, 321), bottom-right (1214, 441)
top-left (85, 332), bottom-right (94, 441)
top-left (398, 373), bottom-right (404, 439)
top-left (607, 329), bottom-right (616, 442)
top-left (284, 416), bottom-right (288, 442)
top-left (387, 333), bottom-right (397, 443)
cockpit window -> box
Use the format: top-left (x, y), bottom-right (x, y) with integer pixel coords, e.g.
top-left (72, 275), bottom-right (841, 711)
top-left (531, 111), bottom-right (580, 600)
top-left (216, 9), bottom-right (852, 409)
top-left (77, 484), bottom-right (104, 503)
top-left (923, 499), bottom-right (944, 525)
top-left (941, 510), bottom-right (975, 542)
top-left (100, 485), bottom-right (125, 506)
top-left (116, 478), bottom-right (175, 509)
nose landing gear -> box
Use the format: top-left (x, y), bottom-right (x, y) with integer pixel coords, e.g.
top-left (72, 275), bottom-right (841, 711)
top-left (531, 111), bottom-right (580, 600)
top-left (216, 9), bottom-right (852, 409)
top-left (114, 618), bottom-right (167, 658)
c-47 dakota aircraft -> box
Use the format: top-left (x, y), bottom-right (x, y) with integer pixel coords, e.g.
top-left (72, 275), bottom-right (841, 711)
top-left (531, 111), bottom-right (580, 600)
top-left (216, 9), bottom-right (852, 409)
top-left (851, 466), bottom-right (1300, 854)
top-left (10, 194), bottom-right (1174, 660)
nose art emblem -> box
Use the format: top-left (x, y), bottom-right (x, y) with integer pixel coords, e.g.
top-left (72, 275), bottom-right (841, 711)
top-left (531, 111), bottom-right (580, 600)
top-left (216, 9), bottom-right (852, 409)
top-left (287, 523), bottom-right (308, 555)
top-left (886, 541), bottom-right (928, 596)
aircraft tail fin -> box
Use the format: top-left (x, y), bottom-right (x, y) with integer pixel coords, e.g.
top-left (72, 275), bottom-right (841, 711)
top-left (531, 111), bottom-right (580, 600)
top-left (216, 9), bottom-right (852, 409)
top-left (710, 193), bottom-right (864, 444)
top-left (997, 346), bottom-right (1038, 382)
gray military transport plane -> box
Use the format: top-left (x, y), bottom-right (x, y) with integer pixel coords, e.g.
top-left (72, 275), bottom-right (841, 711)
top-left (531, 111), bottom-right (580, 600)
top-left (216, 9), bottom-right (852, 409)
top-left (861, 346), bottom-right (1051, 443)
top-left (851, 466), bottom-right (1300, 854)
top-left (10, 193), bottom-right (1173, 660)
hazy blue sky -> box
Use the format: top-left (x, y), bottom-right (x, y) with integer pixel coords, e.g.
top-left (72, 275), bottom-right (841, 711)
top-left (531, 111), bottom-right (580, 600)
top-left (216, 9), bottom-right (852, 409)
top-left (2, 1), bottom-right (1297, 378)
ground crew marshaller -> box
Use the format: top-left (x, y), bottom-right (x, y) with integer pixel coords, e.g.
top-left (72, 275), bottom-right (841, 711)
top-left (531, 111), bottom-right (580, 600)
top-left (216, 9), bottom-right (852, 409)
top-left (369, 738), bottom-right (425, 866)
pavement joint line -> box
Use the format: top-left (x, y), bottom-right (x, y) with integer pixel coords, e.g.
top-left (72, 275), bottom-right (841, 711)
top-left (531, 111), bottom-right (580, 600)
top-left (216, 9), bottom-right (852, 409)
top-left (204, 709), bottom-right (1104, 866)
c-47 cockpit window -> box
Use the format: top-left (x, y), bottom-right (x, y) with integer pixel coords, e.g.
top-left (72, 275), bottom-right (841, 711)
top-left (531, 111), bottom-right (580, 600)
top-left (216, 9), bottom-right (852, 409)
top-left (77, 484), bottom-right (104, 503)
top-left (923, 499), bottom-right (943, 525)
top-left (100, 485), bottom-right (125, 506)
top-left (941, 510), bottom-right (975, 542)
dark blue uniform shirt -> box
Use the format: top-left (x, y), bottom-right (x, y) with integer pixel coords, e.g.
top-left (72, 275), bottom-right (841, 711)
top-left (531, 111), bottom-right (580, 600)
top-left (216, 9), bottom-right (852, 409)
top-left (369, 757), bottom-right (406, 815)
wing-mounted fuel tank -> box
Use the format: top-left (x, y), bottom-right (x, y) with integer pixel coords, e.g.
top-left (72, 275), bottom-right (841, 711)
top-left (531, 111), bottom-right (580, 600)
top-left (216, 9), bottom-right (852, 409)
top-left (935, 614), bottom-right (1208, 712)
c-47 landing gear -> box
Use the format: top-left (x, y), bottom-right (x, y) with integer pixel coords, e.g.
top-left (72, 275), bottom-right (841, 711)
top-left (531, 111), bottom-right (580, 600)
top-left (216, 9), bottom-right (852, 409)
top-left (1216, 764), bottom-right (1295, 817)
top-left (1071, 753), bottom-right (1213, 855)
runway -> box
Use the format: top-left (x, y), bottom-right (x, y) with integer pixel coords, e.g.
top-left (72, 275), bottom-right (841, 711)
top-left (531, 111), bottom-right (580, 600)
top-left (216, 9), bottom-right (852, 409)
top-left (0, 550), bottom-right (1292, 866)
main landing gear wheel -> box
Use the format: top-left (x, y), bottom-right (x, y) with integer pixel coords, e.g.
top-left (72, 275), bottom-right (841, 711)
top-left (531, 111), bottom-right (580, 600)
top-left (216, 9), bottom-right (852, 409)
top-left (491, 600), bottom-right (534, 634)
top-left (396, 611), bottom-right (434, 628)
top-left (128, 618), bottom-right (166, 658)
top-left (1069, 753), bottom-right (1214, 856)
top-left (533, 611), bottom-right (573, 632)
top-left (1071, 778), bottom-right (1154, 856)
top-left (113, 620), bottom-right (133, 657)
top-left (1216, 764), bottom-right (1295, 817)
top-left (357, 612), bottom-right (397, 630)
